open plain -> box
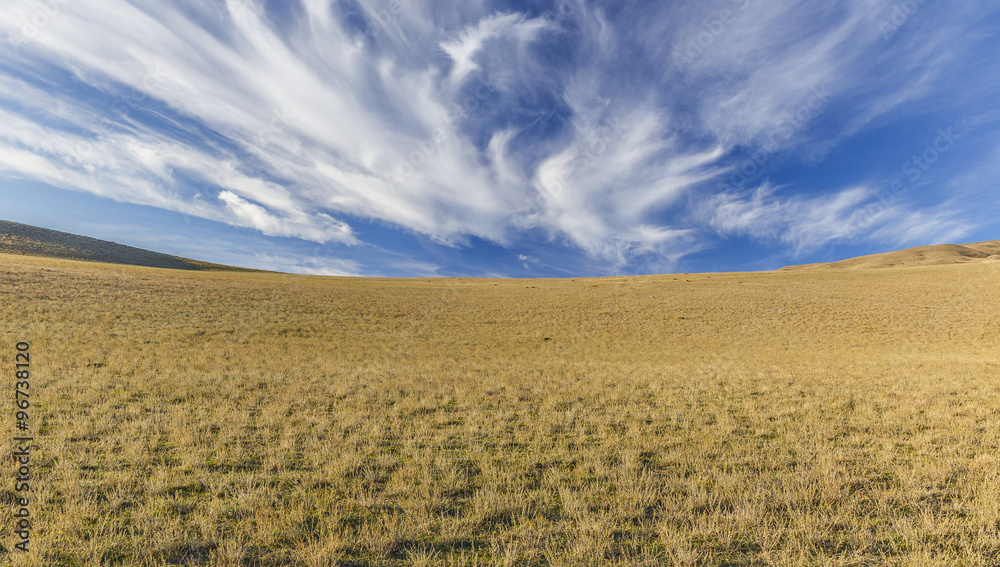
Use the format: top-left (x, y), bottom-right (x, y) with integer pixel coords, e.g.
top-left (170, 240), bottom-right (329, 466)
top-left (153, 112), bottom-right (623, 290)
top-left (1, 247), bottom-right (999, 566)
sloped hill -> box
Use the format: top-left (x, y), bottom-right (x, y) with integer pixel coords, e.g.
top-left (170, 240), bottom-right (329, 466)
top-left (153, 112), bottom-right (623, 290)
top-left (0, 220), bottom-right (262, 271)
top-left (961, 240), bottom-right (1000, 257)
top-left (782, 241), bottom-right (1000, 270)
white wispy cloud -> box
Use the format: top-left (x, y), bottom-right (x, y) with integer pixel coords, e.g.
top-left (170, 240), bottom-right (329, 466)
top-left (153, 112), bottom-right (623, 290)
top-left (440, 13), bottom-right (553, 85)
top-left (706, 181), bottom-right (972, 255)
top-left (705, 183), bottom-right (871, 252)
top-left (0, 0), bottom-right (994, 273)
top-left (867, 211), bottom-right (971, 247)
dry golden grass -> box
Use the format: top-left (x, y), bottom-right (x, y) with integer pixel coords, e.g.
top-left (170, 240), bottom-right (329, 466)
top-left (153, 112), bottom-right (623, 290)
top-left (782, 241), bottom-right (1000, 270)
top-left (1, 251), bottom-right (999, 566)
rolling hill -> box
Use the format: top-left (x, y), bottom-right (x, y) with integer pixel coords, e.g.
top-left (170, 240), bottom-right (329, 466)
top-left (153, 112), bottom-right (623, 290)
top-left (4, 218), bottom-right (997, 275)
top-left (782, 240), bottom-right (1000, 270)
top-left (0, 219), bottom-right (263, 271)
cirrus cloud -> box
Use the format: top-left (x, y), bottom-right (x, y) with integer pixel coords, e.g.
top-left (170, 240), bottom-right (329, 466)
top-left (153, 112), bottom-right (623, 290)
top-left (1, 0), bottom-right (998, 275)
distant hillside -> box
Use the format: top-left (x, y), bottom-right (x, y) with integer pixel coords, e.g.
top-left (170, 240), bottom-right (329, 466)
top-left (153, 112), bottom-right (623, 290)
top-left (782, 241), bottom-right (1000, 271)
top-left (0, 220), bottom-right (263, 272)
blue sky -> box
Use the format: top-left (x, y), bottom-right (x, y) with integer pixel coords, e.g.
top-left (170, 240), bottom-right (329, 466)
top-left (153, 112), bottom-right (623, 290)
top-left (1, 0), bottom-right (998, 277)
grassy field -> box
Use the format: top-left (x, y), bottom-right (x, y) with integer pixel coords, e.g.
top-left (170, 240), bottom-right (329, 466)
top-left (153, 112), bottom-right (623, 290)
top-left (1, 251), bottom-right (999, 566)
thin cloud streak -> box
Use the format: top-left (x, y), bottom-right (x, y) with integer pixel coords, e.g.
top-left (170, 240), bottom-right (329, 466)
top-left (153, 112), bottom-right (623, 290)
top-left (1, 0), bottom-right (997, 274)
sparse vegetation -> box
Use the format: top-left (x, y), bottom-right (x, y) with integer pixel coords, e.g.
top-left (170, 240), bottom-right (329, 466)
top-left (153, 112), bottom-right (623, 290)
top-left (1, 250), bottom-right (999, 566)
top-left (0, 221), bottom-right (263, 272)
